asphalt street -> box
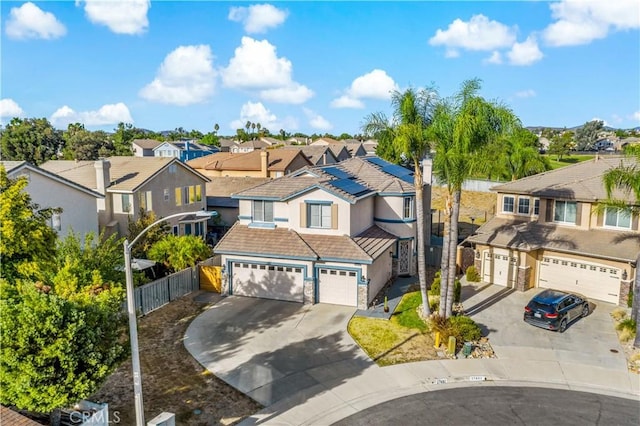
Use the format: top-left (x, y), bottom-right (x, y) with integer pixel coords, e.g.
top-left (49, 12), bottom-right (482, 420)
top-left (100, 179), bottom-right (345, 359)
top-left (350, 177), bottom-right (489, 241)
top-left (332, 386), bottom-right (640, 426)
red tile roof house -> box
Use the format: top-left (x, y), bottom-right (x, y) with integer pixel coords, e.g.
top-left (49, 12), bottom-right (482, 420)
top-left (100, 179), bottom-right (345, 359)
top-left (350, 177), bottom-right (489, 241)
top-left (213, 156), bottom-right (432, 309)
top-left (466, 156), bottom-right (639, 306)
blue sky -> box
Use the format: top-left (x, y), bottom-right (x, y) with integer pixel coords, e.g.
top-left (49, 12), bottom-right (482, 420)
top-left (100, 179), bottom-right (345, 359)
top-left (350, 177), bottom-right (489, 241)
top-left (1, 1), bottom-right (639, 136)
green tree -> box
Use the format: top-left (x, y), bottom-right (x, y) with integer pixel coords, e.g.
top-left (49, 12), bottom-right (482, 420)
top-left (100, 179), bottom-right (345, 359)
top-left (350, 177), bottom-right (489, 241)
top-left (575, 120), bottom-right (604, 151)
top-left (257, 122), bottom-right (262, 137)
top-left (236, 128), bottom-right (249, 142)
top-left (547, 132), bottom-right (575, 160)
top-left (127, 209), bottom-right (171, 259)
top-left (148, 234), bottom-right (211, 272)
top-left (111, 122), bottom-right (141, 156)
top-left (199, 132), bottom-right (219, 146)
top-left (363, 111), bottom-right (403, 164)
top-left (487, 128), bottom-right (549, 181)
top-left (0, 117), bottom-right (64, 165)
top-left (0, 166), bottom-right (58, 281)
top-left (430, 79), bottom-right (520, 318)
top-left (214, 123), bottom-right (220, 135)
top-left (362, 87), bottom-right (437, 317)
top-left (62, 123), bottom-right (111, 160)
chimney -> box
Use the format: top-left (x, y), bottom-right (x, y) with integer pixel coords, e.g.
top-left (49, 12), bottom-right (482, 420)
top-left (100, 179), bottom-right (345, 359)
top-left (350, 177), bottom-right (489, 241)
top-left (421, 154), bottom-right (433, 186)
top-left (94, 159), bottom-right (111, 194)
top-left (260, 150), bottom-right (269, 178)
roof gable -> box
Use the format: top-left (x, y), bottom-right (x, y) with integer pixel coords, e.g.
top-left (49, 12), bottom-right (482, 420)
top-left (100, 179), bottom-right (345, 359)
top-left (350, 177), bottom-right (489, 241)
top-left (1, 161), bottom-right (103, 198)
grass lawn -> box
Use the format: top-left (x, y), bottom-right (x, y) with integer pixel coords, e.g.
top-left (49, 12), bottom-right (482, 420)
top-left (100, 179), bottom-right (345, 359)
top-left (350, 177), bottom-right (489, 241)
top-left (348, 291), bottom-right (440, 366)
top-left (545, 154), bottom-right (594, 170)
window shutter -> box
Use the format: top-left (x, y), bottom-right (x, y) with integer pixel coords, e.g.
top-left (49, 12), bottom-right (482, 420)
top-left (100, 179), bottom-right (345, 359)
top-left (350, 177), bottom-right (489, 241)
top-left (331, 204), bottom-right (338, 229)
top-left (575, 202), bottom-right (582, 225)
top-left (632, 213), bottom-right (639, 231)
top-left (300, 203), bottom-right (307, 227)
top-left (545, 199), bottom-right (553, 222)
top-left (596, 210), bottom-right (604, 227)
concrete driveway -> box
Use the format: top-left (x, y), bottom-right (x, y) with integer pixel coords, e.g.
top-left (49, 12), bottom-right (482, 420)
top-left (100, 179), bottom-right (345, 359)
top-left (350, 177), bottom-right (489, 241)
top-left (183, 296), bottom-right (372, 406)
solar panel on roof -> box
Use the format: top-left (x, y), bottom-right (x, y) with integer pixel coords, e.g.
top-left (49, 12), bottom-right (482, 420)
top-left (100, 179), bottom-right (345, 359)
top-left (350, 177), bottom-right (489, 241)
top-left (382, 164), bottom-right (413, 177)
top-left (366, 157), bottom-right (390, 167)
top-left (331, 178), bottom-right (370, 196)
top-left (322, 166), bottom-right (352, 179)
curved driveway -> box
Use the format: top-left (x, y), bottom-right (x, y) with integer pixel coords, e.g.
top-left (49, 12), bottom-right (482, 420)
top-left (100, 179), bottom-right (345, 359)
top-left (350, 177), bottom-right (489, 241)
top-left (184, 286), bottom-right (639, 425)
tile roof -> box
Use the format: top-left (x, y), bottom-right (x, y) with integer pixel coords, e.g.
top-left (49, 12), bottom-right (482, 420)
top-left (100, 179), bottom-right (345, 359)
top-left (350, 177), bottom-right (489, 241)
top-left (492, 156), bottom-right (638, 203)
top-left (466, 217), bottom-right (640, 263)
top-left (187, 150), bottom-right (309, 172)
top-left (214, 224), bottom-right (397, 262)
top-left (132, 139), bottom-right (163, 149)
top-left (1, 161), bottom-right (103, 198)
top-left (0, 160), bottom-right (26, 172)
top-left (205, 176), bottom-right (271, 197)
top-left (40, 157), bottom-right (207, 192)
top-left (284, 145), bottom-right (335, 164)
top-left (0, 406), bottom-right (41, 425)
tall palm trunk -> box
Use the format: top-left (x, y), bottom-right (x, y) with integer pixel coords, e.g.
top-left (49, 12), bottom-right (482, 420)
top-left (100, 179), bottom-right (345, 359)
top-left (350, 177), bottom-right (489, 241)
top-left (445, 189), bottom-right (461, 317)
top-left (414, 163), bottom-right (430, 316)
top-left (634, 253), bottom-right (640, 348)
top-left (439, 189), bottom-right (453, 316)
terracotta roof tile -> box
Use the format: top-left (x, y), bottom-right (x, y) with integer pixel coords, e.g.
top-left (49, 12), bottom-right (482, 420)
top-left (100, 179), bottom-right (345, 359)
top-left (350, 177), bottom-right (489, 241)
top-left (214, 223), bottom-right (317, 259)
top-left (205, 176), bottom-right (272, 197)
top-left (1, 406), bottom-right (42, 425)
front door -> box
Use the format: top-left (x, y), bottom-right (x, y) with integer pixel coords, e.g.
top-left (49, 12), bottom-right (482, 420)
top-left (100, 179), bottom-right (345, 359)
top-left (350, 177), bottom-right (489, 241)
top-left (398, 240), bottom-right (411, 276)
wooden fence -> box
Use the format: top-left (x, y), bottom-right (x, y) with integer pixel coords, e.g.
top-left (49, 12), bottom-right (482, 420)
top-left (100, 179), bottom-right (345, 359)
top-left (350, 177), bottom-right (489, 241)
top-left (131, 265), bottom-right (199, 316)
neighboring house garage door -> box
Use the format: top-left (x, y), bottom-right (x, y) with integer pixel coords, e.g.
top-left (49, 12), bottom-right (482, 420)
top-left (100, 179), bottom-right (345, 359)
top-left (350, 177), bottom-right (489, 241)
top-left (482, 249), bottom-right (517, 287)
top-left (231, 262), bottom-right (304, 303)
top-left (538, 256), bottom-right (620, 304)
top-left (318, 268), bottom-right (358, 306)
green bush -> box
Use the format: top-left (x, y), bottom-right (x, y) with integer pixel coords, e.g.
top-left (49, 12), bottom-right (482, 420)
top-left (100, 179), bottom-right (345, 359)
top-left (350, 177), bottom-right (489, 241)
top-left (429, 271), bottom-right (461, 303)
top-left (454, 279), bottom-right (461, 303)
top-left (628, 287), bottom-right (633, 308)
top-left (616, 318), bottom-right (637, 334)
top-left (466, 266), bottom-right (480, 282)
top-left (448, 315), bottom-right (482, 342)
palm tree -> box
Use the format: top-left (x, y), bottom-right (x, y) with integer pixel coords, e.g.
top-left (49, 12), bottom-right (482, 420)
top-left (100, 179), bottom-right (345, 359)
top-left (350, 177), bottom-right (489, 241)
top-left (257, 123), bottom-right (262, 137)
top-left (245, 121), bottom-right (251, 135)
top-left (430, 79), bottom-right (520, 318)
top-left (251, 122), bottom-right (257, 139)
top-left (602, 145), bottom-right (640, 347)
top-left (481, 128), bottom-right (550, 181)
top-left (362, 87), bottom-right (438, 317)
top-left (214, 123), bottom-right (219, 135)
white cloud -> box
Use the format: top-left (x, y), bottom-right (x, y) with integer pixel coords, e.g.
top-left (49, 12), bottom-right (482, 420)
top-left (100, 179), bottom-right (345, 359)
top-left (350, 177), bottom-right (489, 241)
top-left (485, 51), bottom-right (502, 64)
top-left (515, 89), bottom-right (536, 98)
top-left (228, 4), bottom-right (288, 34)
top-left (590, 117), bottom-right (609, 127)
top-left (507, 36), bottom-right (544, 66)
top-left (50, 102), bottom-right (133, 128)
top-left (303, 108), bottom-right (332, 131)
top-left (444, 49), bottom-right (460, 58)
top-left (429, 14), bottom-right (516, 52)
top-left (78, 0), bottom-right (150, 35)
top-left (229, 101), bottom-right (298, 131)
top-left (139, 45), bottom-right (216, 106)
top-left (221, 37), bottom-right (313, 104)
top-left (632, 111), bottom-right (640, 122)
top-left (543, 0), bottom-right (640, 46)
top-left (5, 2), bottom-right (66, 40)
top-left (331, 69), bottom-right (398, 109)
top-left (0, 99), bottom-right (25, 118)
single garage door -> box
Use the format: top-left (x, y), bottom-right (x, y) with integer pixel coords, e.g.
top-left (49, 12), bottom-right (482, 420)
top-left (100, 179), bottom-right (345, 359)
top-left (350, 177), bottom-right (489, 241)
top-left (318, 268), bottom-right (358, 306)
top-left (482, 249), bottom-right (517, 287)
top-left (232, 262), bottom-right (304, 302)
top-left (538, 256), bottom-right (620, 304)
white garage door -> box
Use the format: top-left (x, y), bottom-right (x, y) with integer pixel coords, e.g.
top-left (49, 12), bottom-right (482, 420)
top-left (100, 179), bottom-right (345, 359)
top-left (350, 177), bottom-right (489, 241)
top-left (482, 249), bottom-right (517, 287)
top-left (318, 268), bottom-right (358, 306)
top-left (538, 256), bottom-right (620, 304)
top-left (232, 262), bottom-right (303, 302)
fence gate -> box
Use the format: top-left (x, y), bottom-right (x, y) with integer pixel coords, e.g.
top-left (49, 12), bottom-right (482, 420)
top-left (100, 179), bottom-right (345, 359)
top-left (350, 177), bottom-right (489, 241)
top-left (200, 265), bottom-right (222, 292)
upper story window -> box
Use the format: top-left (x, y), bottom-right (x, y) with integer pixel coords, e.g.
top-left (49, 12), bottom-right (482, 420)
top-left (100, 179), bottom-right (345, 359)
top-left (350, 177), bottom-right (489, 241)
top-left (403, 197), bottom-right (414, 219)
top-left (164, 188), bottom-right (170, 201)
top-left (518, 198), bottom-right (530, 215)
top-left (121, 194), bottom-right (132, 213)
top-left (533, 198), bottom-right (540, 216)
top-left (554, 200), bottom-right (577, 224)
top-left (175, 187), bottom-right (182, 206)
top-left (604, 208), bottom-right (631, 229)
top-left (253, 200), bottom-right (274, 222)
top-left (139, 191), bottom-right (152, 211)
top-left (309, 203), bottom-right (331, 228)
top-left (51, 212), bottom-right (61, 231)
top-left (502, 195), bottom-right (515, 213)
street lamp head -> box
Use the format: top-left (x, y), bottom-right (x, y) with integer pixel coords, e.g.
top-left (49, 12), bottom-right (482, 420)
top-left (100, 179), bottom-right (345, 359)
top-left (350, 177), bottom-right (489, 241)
top-left (195, 210), bottom-right (217, 218)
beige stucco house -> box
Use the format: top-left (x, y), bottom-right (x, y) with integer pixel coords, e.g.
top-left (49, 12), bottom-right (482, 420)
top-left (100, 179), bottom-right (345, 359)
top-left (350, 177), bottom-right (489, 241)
top-left (213, 156), bottom-right (431, 309)
top-left (187, 149), bottom-right (312, 179)
top-left (466, 156), bottom-right (639, 306)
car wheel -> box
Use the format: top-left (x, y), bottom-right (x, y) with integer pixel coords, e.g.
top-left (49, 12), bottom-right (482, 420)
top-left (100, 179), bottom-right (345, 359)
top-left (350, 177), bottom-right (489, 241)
top-left (581, 304), bottom-right (589, 318)
top-left (559, 319), bottom-right (568, 333)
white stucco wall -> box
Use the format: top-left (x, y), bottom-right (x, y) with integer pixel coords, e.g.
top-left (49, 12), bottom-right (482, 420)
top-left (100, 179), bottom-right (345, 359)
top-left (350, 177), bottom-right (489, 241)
top-left (365, 248), bottom-right (394, 304)
top-left (349, 196), bottom-right (375, 235)
top-left (287, 188), bottom-right (353, 236)
top-left (374, 195), bottom-right (416, 239)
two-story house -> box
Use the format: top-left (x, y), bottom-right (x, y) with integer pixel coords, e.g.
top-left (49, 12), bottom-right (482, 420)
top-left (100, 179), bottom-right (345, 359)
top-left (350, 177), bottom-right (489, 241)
top-left (213, 156), bottom-right (430, 309)
top-left (187, 149), bottom-right (312, 179)
top-left (284, 145), bottom-right (339, 166)
top-left (40, 157), bottom-right (210, 238)
top-left (132, 138), bottom-right (162, 157)
top-left (466, 156), bottom-right (639, 306)
top-left (153, 140), bottom-right (219, 161)
top-left (1, 161), bottom-right (103, 239)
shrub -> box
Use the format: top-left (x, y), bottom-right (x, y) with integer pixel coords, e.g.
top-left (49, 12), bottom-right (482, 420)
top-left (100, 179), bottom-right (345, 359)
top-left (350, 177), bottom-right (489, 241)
top-left (610, 308), bottom-right (627, 321)
top-left (454, 279), bottom-right (461, 303)
top-left (466, 266), bottom-right (480, 282)
top-left (619, 328), bottom-right (634, 342)
top-left (428, 271), bottom-right (461, 303)
top-left (628, 287), bottom-right (633, 309)
top-left (449, 315), bottom-right (482, 342)
top-left (616, 318), bottom-right (637, 333)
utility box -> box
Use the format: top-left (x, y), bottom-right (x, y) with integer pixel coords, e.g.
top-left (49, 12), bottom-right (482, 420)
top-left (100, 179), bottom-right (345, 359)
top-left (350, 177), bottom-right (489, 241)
top-left (147, 412), bottom-right (176, 426)
top-left (462, 341), bottom-right (473, 357)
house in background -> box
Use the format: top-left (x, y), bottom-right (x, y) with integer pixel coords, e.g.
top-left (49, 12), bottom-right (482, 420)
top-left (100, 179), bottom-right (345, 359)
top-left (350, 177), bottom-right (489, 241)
top-left (218, 138), bottom-right (238, 152)
top-left (284, 145), bottom-right (339, 166)
top-left (466, 156), bottom-right (639, 307)
top-left (132, 139), bottom-right (163, 157)
top-left (230, 139), bottom-right (270, 153)
top-left (1, 161), bottom-right (102, 239)
top-left (214, 156), bottom-right (431, 309)
top-left (187, 149), bottom-right (312, 179)
top-left (153, 140), bottom-right (219, 161)
top-left (40, 157), bottom-right (210, 238)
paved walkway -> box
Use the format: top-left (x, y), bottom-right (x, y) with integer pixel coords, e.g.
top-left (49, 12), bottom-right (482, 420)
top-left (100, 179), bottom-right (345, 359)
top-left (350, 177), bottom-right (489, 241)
top-left (184, 281), bottom-right (640, 426)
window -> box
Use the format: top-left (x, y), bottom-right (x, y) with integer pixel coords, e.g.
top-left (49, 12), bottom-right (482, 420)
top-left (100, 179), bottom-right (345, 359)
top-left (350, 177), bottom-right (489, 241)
top-left (554, 200), bottom-right (577, 223)
top-left (169, 164), bottom-right (177, 174)
top-left (533, 199), bottom-right (540, 215)
top-left (139, 191), bottom-right (152, 211)
top-left (189, 186), bottom-right (196, 203)
top-left (183, 186), bottom-right (190, 205)
top-left (502, 195), bottom-right (515, 213)
top-left (309, 203), bottom-right (331, 228)
top-left (51, 213), bottom-right (61, 231)
top-left (195, 185), bottom-right (202, 202)
top-left (604, 208), bottom-right (631, 229)
top-left (253, 200), bottom-right (274, 222)
top-left (121, 194), bottom-right (131, 213)
top-left (184, 223), bottom-right (192, 235)
top-left (175, 188), bottom-right (182, 206)
top-left (403, 197), bottom-right (413, 219)
top-left (164, 188), bottom-right (170, 202)
top-left (518, 198), bottom-right (530, 215)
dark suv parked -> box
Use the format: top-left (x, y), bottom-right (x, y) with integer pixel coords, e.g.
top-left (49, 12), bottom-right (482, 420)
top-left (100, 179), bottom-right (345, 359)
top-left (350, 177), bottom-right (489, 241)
top-left (523, 289), bottom-right (590, 333)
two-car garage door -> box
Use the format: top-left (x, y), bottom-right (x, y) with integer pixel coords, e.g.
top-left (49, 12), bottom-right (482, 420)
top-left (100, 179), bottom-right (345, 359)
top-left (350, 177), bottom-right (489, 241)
top-left (538, 256), bottom-right (620, 304)
top-left (232, 262), bottom-right (304, 302)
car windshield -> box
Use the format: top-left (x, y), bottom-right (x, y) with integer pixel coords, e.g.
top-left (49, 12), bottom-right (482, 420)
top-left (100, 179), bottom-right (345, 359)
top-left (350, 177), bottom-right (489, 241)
top-left (529, 301), bottom-right (556, 313)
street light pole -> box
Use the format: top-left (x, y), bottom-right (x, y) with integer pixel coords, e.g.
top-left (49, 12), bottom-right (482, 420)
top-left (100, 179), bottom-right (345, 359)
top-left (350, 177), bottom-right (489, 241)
top-left (123, 210), bottom-right (213, 426)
